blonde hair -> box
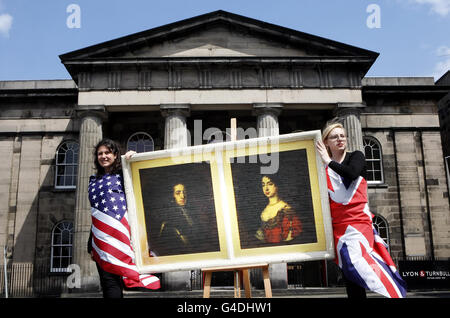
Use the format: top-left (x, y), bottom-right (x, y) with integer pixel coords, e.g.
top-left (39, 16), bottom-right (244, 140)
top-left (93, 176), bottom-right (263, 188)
top-left (322, 123), bottom-right (345, 141)
top-left (321, 122), bottom-right (347, 156)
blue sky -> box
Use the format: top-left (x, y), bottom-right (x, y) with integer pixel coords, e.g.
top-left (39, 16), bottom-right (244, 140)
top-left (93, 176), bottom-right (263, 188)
top-left (0, 0), bottom-right (449, 81)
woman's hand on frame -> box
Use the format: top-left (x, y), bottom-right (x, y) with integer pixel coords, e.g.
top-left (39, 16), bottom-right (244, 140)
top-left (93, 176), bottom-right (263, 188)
top-left (124, 150), bottom-right (136, 160)
top-left (315, 140), bottom-right (331, 165)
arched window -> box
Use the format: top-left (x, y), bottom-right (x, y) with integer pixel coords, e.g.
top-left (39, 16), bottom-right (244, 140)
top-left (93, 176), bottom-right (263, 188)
top-left (363, 136), bottom-right (384, 184)
top-left (55, 141), bottom-right (79, 189)
top-left (51, 221), bottom-right (73, 272)
top-left (373, 215), bottom-right (390, 251)
top-left (127, 132), bottom-right (154, 153)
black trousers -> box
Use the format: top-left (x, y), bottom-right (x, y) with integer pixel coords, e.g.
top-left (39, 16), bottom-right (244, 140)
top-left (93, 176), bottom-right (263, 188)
top-left (343, 273), bottom-right (367, 299)
top-left (96, 263), bottom-right (124, 298)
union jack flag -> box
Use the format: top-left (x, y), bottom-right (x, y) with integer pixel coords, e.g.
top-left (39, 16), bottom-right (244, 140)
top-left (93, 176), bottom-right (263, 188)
top-left (327, 166), bottom-right (407, 298)
top-left (88, 174), bottom-right (160, 290)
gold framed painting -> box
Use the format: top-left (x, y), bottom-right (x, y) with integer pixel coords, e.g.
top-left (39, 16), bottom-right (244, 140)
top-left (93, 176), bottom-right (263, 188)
top-left (122, 130), bottom-right (334, 273)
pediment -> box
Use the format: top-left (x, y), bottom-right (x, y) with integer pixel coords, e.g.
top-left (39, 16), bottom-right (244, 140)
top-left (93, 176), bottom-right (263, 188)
top-left (114, 25), bottom-right (309, 58)
top-left (60, 11), bottom-right (378, 88)
top-left (60, 10), bottom-right (378, 61)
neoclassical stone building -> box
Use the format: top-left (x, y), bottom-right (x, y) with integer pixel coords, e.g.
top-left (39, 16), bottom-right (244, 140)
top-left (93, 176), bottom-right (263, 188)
top-left (1, 11), bottom-right (449, 294)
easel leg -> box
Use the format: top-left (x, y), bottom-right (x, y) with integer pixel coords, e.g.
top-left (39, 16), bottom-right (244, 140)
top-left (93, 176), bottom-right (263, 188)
top-left (262, 266), bottom-right (272, 298)
top-left (234, 271), bottom-right (241, 298)
top-left (242, 269), bottom-right (252, 298)
top-left (203, 272), bottom-right (212, 298)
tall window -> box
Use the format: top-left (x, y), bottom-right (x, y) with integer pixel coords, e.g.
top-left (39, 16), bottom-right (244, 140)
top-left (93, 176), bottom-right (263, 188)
top-left (51, 221), bottom-right (73, 272)
top-left (363, 136), bottom-right (384, 184)
top-left (55, 141), bottom-right (79, 189)
top-left (127, 132), bottom-right (154, 153)
top-left (372, 215), bottom-right (390, 251)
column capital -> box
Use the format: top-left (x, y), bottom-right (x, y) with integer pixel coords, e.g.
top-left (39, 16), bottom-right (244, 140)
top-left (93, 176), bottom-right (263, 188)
top-left (75, 105), bottom-right (108, 121)
top-left (252, 103), bottom-right (283, 117)
top-left (160, 104), bottom-right (191, 118)
top-left (253, 103), bottom-right (282, 137)
top-left (334, 102), bottom-right (366, 118)
top-left (332, 102), bottom-right (365, 152)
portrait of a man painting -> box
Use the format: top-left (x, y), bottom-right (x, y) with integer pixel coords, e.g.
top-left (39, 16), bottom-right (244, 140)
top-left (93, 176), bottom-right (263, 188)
top-left (230, 149), bottom-right (317, 250)
top-left (138, 161), bottom-right (220, 257)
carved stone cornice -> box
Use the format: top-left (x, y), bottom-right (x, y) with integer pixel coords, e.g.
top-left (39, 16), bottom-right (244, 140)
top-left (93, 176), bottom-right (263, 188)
top-left (70, 62), bottom-right (366, 91)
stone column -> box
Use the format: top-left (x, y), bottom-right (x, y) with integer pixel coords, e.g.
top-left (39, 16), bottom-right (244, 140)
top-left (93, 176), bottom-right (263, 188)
top-left (252, 103), bottom-right (288, 289)
top-left (334, 103), bottom-right (365, 152)
top-left (161, 104), bottom-right (190, 149)
top-left (73, 107), bottom-right (107, 292)
top-left (253, 103), bottom-right (283, 137)
top-left (160, 104), bottom-right (192, 291)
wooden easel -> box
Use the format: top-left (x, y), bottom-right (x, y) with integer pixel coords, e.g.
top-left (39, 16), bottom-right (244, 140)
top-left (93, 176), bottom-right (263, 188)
top-left (202, 263), bottom-right (272, 298)
top-left (201, 121), bottom-right (272, 298)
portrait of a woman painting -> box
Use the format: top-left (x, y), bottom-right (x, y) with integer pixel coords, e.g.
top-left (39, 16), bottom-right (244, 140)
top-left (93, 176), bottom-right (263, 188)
top-left (231, 149), bottom-right (317, 250)
top-left (255, 175), bottom-right (303, 244)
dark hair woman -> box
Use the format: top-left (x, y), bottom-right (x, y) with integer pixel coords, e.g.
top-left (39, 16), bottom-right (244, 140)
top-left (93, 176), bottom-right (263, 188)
top-left (87, 138), bottom-right (160, 297)
top-left (93, 138), bottom-right (123, 178)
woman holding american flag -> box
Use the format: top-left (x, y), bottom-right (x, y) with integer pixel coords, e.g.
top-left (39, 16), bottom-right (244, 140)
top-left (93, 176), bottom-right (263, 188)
top-left (87, 138), bottom-right (160, 298)
top-left (316, 123), bottom-right (407, 298)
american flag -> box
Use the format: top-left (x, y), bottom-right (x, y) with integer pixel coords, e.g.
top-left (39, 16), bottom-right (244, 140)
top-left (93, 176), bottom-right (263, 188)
top-left (327, 166), bottom-right (407, 298)
top-left (88, 174), bottom-right (160, 290)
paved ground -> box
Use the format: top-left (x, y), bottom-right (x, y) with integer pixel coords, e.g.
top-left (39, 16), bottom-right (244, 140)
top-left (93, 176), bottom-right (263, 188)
top-left (62, 287), bottom-right (450, 298)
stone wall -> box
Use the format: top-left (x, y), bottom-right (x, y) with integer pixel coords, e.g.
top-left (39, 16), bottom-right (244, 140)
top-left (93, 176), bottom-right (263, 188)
top-left (362, 91), bottom-right (450, 259)
top-left (0, 84), bottom-right (78, 265)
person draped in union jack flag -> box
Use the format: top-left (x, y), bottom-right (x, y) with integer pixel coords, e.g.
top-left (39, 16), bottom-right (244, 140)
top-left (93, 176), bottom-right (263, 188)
top-left (87, 138), bottom-right (160, 298)
top-left (316, 123), bottom-right (407, 298)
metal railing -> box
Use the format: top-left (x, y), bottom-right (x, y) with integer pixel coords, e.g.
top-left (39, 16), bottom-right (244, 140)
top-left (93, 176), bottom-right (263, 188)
top-left (1, 262), bottom-right (69, 298)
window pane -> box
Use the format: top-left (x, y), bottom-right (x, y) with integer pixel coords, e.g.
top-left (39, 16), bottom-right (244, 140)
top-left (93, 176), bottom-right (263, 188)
top-left (57, 165), bottom-right (65, 176)
top-left (53, 246), bottom-right (62, 257)
top-left (57, 153), bottom-right (66, 164)
top-left (378, 227), bottom-right (387, 239)
top-left (66, 165), bottom-right (73, 176)
top-left (66, 149), bottom-right (74, 164)
top-left (61, 257), bottom-right (70, 268)
top-left (144, 140), bottom-right (153, 151)
top-left (53, 233), bottom-right (61, 245)
top-left (62, 246), bottom-right (71, 257)
top-left (373, 161), bottom-right (381, 170)
top-left (62, 230), bottom-right (71, 245)
top-left (375, 171), bottom-right (382, 181)
top-left (52, 256), bottom-right (61, 269)
top-left (128, 141), bottom-right (137, 151)
top-left (364, 146), bottom-right (372, 158)
top-left (373, 149), bottom-right (381, 159)
top-left (137, 142), bottom-right (145, 153)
